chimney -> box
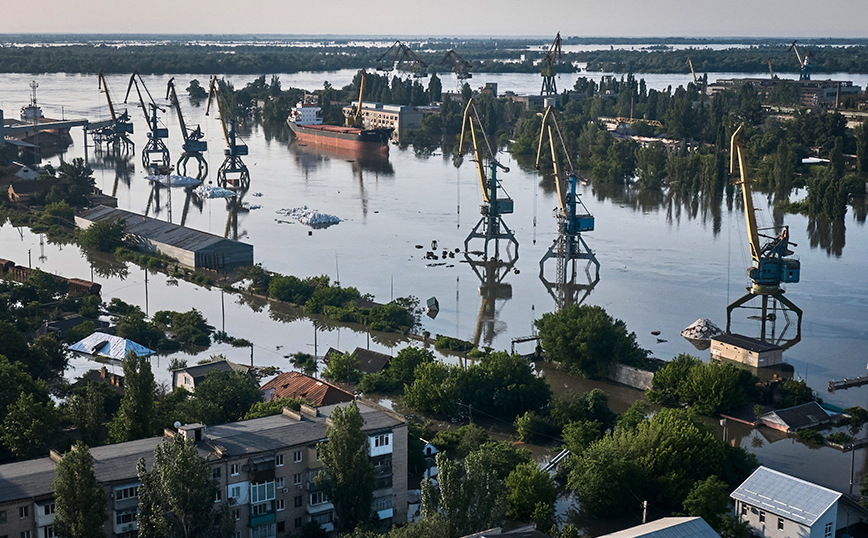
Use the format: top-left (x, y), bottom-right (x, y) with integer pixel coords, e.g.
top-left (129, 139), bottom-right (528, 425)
top-left (100, 366), bottom-right (108, 378)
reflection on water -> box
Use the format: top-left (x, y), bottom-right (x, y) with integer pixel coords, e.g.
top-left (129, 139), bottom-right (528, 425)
top-left (464, 255), bottom-right (514, 349)
top-left (807, 217), bottom-right (846, 257)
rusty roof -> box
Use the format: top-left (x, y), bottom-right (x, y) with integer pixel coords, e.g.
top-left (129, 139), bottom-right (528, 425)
top-left (261, 372), bottom-right (354, 406)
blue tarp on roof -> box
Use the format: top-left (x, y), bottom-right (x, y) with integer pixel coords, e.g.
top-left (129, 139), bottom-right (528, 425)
top-left (69, 331), bottom-right (155, 360)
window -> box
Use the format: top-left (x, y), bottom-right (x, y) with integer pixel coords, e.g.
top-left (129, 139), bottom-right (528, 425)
top-left (759, 511), bottom-right (765, 523)
top-left (0, 510), bottom-right (5, 523)
top-left (276, 477), bottom-right (285, 488)
top-left (295, 496), bottom-right (303, 508)
top-left (43, 504), bottom-right (55, 516)
top-left (277, 500), bottom-right (285, 512)
top-left (295, 517), bottom-right (303, 529)
top-left (277, 521), bottom-right (285, 533)
top-left (311, 511), bottom-right (332, 526)
top-left (373, 434), bottom-right (390, 447)
top-left (777, 518), bottom-right (784, 531)
top-left (213, 468), bottom-right (221, 480)
top-left (215, 490), bottom-right (222, 503)
top-left (233, 532), bottom-right (242, 538)
top-left (230, 464), bottom-right (239, 476)
top-left (309, 491), bottom-right (328, 506)
top-left (251, 503), bottom-right (270, 516)
top-left (44, 527), bottom-right (57, 538)
top-left (250, 482), bottom-right (276, 503)
top-left (275, 454), bottom-right (284, 467)
top-left (115, 486), bottom-right (139, 500)
top-left (232, 509), bottom-right (240, 521)
top-left (293, 473), bottom-right (302, 487)
top-left (293, 451), bottom-right (302, 463)
top-left (372, 497), bottom-right (392, 511)
top-left (741, 504), bottom-right (747, 516)
top-left (20, 532), bottom-right (30, 538)
top-left (115, 508), bottom-right (137, 525)
top-left (230, 485), bottom-right (241, 499)
top-left (825, 522), bottom-right (833, 537)
top-left (19, 507), bottom-right (28, 519)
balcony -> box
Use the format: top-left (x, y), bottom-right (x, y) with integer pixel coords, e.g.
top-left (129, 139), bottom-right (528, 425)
top-left (248, 512), bottom-right (275, 528)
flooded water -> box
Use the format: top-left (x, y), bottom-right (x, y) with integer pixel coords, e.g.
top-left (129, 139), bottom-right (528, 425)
top-left (2, 69), bottom-right (868, 496)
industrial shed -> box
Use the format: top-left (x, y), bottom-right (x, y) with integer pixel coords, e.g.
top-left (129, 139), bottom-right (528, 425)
top-left (75, 205), bottom-right (253, 271)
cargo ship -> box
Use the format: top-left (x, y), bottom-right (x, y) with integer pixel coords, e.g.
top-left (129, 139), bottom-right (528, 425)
top-left (287, 101), bottom-right (391, 153)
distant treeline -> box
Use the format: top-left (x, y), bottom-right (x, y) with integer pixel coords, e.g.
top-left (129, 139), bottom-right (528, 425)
top-left (2, 40), bottom-right (868, 74)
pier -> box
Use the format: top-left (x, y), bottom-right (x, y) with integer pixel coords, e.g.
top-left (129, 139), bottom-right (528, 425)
top-left (828, 375), bottom-right (868, 392)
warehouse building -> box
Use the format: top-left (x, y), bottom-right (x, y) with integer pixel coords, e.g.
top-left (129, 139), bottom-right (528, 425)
top-left (75, 205), bottom-right (253, 271)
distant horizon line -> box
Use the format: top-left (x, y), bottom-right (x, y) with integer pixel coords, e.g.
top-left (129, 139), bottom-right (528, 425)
top-left (1, 33), bottom-right (866, 41)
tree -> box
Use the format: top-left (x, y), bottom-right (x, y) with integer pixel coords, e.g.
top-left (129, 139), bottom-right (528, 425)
top-left (137, 434), bottom-right (233, 538)
top-left (78, 219), bottom-right (127, 252)
top-left (52, 442), bottom-right (107, 538)
top-left (322, 351), bottom-right (362, 384)
top-left (58, 158), bottom-right (95, 206)
top-left (2, 392), bottom-right (58, 458)
top-left (184, 369), bottom-right (261, 425)
top-left (69, 383), bottom-right (106, 446)
top-left (109, 352), bottom-right (155, 442)
top-left (314, 402), bottom-right (375, 533)
top-left (535, 304), bottom-right (648, 378)
top-left (289, 352), bottom-right (319, 376)
top-left (505, 462), bottom-right (558, 521)
top-left (682, 475), bottom-right (730, 530)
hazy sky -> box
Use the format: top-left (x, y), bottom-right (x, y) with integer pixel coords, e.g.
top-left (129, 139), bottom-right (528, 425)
top-left (5, 0), bottom-right (867, 38)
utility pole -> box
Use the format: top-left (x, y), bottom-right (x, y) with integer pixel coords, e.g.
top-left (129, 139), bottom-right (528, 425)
top-left (642, 500), bottom-right (648, 524)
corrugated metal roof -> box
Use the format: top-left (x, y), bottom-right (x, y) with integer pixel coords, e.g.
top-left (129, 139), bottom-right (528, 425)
top-left (760, 402), bottom-right (832, 431)
top-left (69, 331), bottom-right (155, 359)
top-left (731, 466), bottom-right (840, 526)
top-left (77, 205), bottom-right (247, 253)
top-left (261, 372), bottom-right (354, 406)
top-left (598, 517), bottom-right (720, 538)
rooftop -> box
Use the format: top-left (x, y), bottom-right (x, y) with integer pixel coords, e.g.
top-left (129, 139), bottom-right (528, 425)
top-left (711, 333), bottom-right (782, 353)
top-left (598, 517), bottom-right (720, 538)
top-left (261, 372), bottom-right (354, 406)
top-left (174, 359), bottom-right (251, 380)
top-left (731, 466), bottom-right (841, 527)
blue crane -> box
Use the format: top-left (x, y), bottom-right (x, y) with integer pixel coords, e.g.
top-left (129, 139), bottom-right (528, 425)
top-left (124, 70), bottom-right (170, 171)
top-left (205, 76), bottom-right (249, 190)
top-left (166, 78), bottom-right (208, 180)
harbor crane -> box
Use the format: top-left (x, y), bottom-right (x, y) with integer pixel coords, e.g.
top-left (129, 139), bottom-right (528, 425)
top-left (124, 71), bottom-right (170, 170)
top-left (440, 49), bottom-right (472, 80)
top-left (687, 57), bottom-right (697, 83)
top-left (166, 77), bottom-right (208, 179)
top-left (377, 41), bottom-right (428, 77)
top-left (535, 105), bottom-right (600, 310)
top-left (206, 76), bottom-right (250, 190)
top-left (345, 69), bottom-right (367, 128)
top-left (727, 124), bottom-right (802, 345)
top-left (460, 97), bottom-right (518, 262)
top-left (766, 58), bottom-right (776, 80)
top-left (540, 33), bottom-right (563, 96)
top-left (788, 40), bottom-right (813, 81)
top-left (94, 70), bottom-right (134, 152)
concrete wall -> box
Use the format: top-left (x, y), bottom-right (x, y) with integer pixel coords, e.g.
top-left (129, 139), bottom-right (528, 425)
top-left (607, 363), bottom-right (654, 391)
top-left (391, 422), bottom-right (409, 525)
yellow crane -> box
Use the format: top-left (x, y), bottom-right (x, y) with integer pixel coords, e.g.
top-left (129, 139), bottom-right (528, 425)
top-left (727, 124), bottom-right (802, 344)
top-left (460, 97), bottom-right (517, 261)
top-left (788, 40), bottom-right (813, 80)
top-left (345, 69), bottom-right (366, 128)
top-left (687, 57), bottom-right (697, 83)
top-left (206, 76), bottom-right (249, 190)
top-left (766, 58), bottom-right (776, 80)
top-left (535, 105), bottom-right (599, 309)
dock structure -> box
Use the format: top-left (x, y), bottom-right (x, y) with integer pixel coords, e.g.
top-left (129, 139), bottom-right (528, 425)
top-left (75, 205), bottom-right (254, 271)
top-left (828, 375), bottom-right (868, 392)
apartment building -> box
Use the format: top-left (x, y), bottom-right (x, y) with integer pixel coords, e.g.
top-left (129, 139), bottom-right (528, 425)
top-left (0, 399), bottom-right (407, 538)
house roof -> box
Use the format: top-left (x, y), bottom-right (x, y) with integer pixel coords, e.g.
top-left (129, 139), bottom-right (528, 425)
top-left (173, 359), bottom-right (250, 383)
top-left (68, 331), bottom-right (155, 359)
top-left (325, 347), bottom-right (391, 375)
top-left (760, 401), bottom-right (832, 431)
top-left (731, 466), bottom-right (840, 527)
top-left (711, 333), bottom-right (782, 353)
top-left (260, 372), bottom-right (354, 406)
top-left (38, 314), bottom-right (109, 336)
top-left (598, 517), bottom-right (719, 538)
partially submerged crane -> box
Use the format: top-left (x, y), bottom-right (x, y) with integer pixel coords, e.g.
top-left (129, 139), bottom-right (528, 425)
top-left (206, 76), bottom-right (249, 190)
top-left (124, 71), bottom-right (170, 170)
top-left (94, 70), bottom-right (134, 152)
top-left (727, 124), bottom-right (802, 344)
top-left (440, 49), bottom-right (472, 80)
top-left (166, 77), bottom-right (208, 179)
top-left (540, 33), bottom-right (562, 96)
top-left (460, 97), bottom-right (518, 262)
top-left (535, 105), bottom-right (599, 310)
top-left (788, 40), bottom-right (813, 81)
top-left (377, 41), bottom-right (428, 77)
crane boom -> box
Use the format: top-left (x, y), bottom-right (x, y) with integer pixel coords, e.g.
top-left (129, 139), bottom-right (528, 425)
top-left (346, 69), bottom-right (366, 127)
top-left (687, 57), bottom-right (697, 83)
top-left (206, 76), bottom-right (231, 146)
top-left (98, 70), bottom-right (118, 122)
top-left (166, 78), bottom-right (189, 139)
top-left (541, 33), bottom-right (563, 95)
top-left (536, 106), bottom-right (568, 216)
top-left (730, 125), bottom-right (761, 262)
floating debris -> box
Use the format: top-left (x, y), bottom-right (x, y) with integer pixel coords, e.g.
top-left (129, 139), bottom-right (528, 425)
top-left (251, 192), bottom-right (263, 197)
top-left (651, 330), bottom-right (661, 336)
top-left (681, 318), bottom-right (723, 350)
top-left (276, 206), bottom-right (341, 228)
top-left (244, 204), bottom-right (263, 210)
top-left (145, 174), bottom-right (201, 186)
top-left (194, 185), bottom-right (236, 198)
